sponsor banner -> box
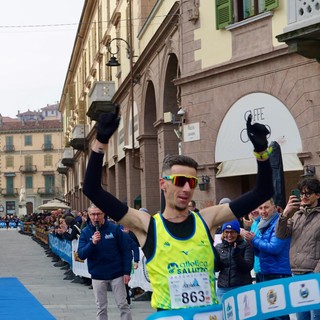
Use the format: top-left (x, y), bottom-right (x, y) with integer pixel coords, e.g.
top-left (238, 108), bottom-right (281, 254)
top-left (146, 304), bottom-right (223, 320)
top-left (146, 273), bottom-right (319, 319)
top-left (222, 273), bottom-right (320, 320)
top-left (48, 233), bottom-right (72, 266)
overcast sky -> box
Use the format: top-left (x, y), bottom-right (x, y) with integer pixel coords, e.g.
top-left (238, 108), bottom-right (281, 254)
top-left (0, 1), bottom-right (84, 118)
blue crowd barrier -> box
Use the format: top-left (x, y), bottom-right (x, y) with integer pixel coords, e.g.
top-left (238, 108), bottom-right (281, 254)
top-left (146, 273), bottom-right (320, 319)
top-left (0, 221), bottom-right (19, 228)
top-left (48, 233), bottom-right (72, 266)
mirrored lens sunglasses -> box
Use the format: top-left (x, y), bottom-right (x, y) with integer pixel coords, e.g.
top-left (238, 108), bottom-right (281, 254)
top-left (163, 175), bottom-right (199, 189)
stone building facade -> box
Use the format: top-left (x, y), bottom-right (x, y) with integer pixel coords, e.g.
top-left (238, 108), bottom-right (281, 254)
top-left (0, 105), bottom-right (64, 215)
top-left (59, 1), bottom-right (320, 213)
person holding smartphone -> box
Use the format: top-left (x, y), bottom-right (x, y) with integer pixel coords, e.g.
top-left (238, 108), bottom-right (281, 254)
top-left (276, 178), bottom-right (320, 320)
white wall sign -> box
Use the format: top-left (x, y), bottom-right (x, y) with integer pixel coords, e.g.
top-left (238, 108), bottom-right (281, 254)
top-left (183, 122), bottom-right (200, 142)
top-left (215, 93), bottom-right (302, 162)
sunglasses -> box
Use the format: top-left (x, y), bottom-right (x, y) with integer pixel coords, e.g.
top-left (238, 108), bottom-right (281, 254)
top-left (163, 175), bottom-right (199, 189)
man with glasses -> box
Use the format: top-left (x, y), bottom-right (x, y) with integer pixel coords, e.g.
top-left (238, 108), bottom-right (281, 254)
top-left (276, 178), bottom-right (320, 320)
top-left (77, 205), bottom-right (133, 320)
top-left (83, 108), bottom-right (274, 311)
top-left (187, 200), bottom-right (199, 212)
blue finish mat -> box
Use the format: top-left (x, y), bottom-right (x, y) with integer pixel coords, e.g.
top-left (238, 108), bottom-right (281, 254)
top-left (0, 277), bottom-right (55, 320)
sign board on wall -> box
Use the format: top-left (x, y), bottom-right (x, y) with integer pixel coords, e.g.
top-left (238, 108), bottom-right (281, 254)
top-left (215, 93), bottom-right (303, 177)
top-left (183, 122), bottom-right (200, 142)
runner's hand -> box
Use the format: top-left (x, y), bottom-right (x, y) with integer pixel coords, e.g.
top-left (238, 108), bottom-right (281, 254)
top-left (246, 114), bottom-right (269, 152)
top-left (96, 105), bottom-right (121, 144)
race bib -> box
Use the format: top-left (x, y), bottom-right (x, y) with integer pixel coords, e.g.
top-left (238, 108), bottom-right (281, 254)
top-left (168, 272), bottom-right (212, 308)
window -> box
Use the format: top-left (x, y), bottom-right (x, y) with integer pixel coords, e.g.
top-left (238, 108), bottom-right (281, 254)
top-left (44, 155), bottom-right (53, 167)
top-left (25, 176), bottom-right (33, 189)
top-left (6, 176), bottom-right (14, 194)
top-left (24, 156), bottom-right (33, 171)
top-left (45, 175), bottom-right (55, 193)
top-left (5, 136), bottom-right (14, 152)
top-left (25, 135), bottom-right (32, 146)
top-left (216, 0), bottom-right (279, 29)
top-left (6, 156), bottom-right (14, 168)
top-left (44, 134), bottom-right (52, 150)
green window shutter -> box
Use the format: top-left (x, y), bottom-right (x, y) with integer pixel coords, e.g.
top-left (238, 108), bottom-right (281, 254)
top-left (265, 0), bottom-right (279, 11)
top-left (216, 0), bottom-right (233, 30)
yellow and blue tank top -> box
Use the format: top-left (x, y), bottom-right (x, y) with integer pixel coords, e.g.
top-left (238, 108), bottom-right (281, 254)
top-left (146, 211), bottom-right (217, 310)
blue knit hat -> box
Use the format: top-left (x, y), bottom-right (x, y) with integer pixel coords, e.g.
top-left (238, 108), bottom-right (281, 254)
top-left (222, 220), bottom-right (240, 233)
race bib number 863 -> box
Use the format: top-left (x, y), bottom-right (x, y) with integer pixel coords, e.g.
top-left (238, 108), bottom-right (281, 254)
top-left (168, 272), bottom-right (212, 308)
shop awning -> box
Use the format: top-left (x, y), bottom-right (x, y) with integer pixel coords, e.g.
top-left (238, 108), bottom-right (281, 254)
top-left (216, 153), bottom-right (303, 178)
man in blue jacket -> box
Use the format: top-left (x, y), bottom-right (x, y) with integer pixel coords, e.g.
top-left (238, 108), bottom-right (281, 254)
top-left (78, 205), bottom-right (133, 320)
top-left (243, 198), bottom-right (291, 320)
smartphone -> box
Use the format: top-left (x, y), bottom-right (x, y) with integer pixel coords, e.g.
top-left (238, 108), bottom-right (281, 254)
top-left (291, 189), bottom-right (300, 199)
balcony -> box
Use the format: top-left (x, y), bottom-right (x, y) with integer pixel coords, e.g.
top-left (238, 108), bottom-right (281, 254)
top-left (19, 165), bottom-right (37, 174)
top-left (86, 81), bottom-right (117, 121)
top-left (61, 148), bottom-right (74, 167)
top-left (69, 125), bottom-right (88, 151)
top-left (42, 143), bottom-right (54, 151)
top-left (276, 1), bottom-right (320, 61)
top-left (37, 187), bottom-right (60, 197)
top-left (1, 188), bottom-right (19, 197)
top-left (3, 145), bottom-right (15, 152)
top-left (57, 161), bottom-right (68, 175)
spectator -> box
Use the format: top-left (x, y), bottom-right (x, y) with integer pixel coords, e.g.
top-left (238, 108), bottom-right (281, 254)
top-left (5, 215), bottom-right (10, 229)
top-left (82, 111), bottom-right (274, 310)
top-left (242, 211), bottom-right (255, 231)
top-left (243, 198), bottom-right (291, 320)
top-left (77, 205), bottom-right (132, 320)
top-left (247, 209), bottom-right (262, 283)
top-left (187, 200), bottom-right (199, 212)
top-left (215, 220), bottom-right (254, 302)
top-left (80, 210), bottom-right (89, 230)
top-left (73, 210), bottom-right (83, 226)
top-left (276, 177), bottom-right (320, 320)
top-left (121, 225), bottom-right (140, 304)
top-left (60, 215), bottom-right (81, 241)
top-left (215, 198), bottom-right (232, 235)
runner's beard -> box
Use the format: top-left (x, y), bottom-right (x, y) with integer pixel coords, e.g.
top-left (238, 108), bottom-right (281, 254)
top-left (175, 204), bottom-right (187, 212)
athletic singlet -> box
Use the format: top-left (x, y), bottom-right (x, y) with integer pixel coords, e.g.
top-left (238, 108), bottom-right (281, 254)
top-left (146, 211), bottom-right (217, 310)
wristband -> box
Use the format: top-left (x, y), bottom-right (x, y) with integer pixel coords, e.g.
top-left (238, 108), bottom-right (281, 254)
top-left (253, 147), bottom-right (273, 160)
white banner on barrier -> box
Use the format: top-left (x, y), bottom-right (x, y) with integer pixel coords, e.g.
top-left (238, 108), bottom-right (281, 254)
top-left (128, 248), bottom-right (152, 292)
top-left (71, 239), bottom-right (91, 278)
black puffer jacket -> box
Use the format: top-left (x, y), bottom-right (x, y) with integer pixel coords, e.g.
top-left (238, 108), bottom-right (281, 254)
top-left (215, 238), bottom-right (254, 288)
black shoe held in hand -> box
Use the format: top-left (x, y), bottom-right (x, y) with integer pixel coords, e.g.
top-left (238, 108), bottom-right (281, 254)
top-left (246, 114), bottom-right (269, 152)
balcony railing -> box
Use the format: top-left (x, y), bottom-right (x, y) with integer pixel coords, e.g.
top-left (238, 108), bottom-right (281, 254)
top-left (3, 145), bottom-right (15, 152)
top-left (19, 165), bottom-right (37, 174)
top-left (1, 188), bottom-right (19, 197)
top-left (42, 143), bottom-right (54, 151)
top-left (284, 0), bottom-right (320, 33)
top-left (37, 187), bottom-right (60, 196)
top-left (276, 1), bottom-right (320, 61)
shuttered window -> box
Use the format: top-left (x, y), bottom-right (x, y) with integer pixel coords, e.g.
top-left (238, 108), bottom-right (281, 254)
top-left (216, 0), bottom-right (279, 30)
